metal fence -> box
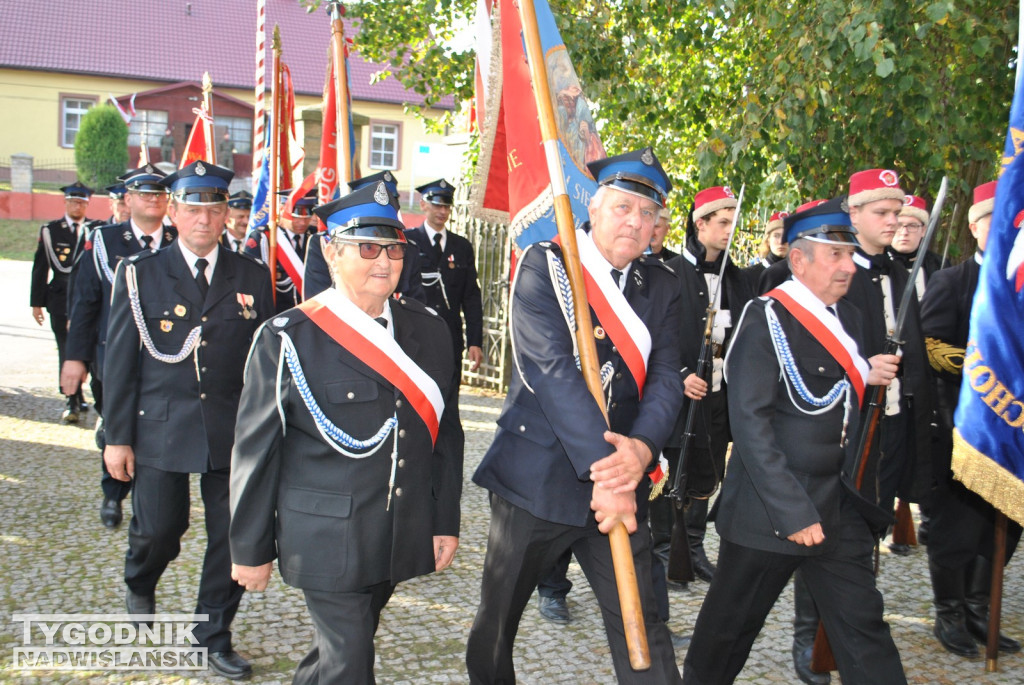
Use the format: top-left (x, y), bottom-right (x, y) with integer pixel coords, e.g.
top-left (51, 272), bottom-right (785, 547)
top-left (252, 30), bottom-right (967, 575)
top-left (449, 187), bottom-right (512, 392)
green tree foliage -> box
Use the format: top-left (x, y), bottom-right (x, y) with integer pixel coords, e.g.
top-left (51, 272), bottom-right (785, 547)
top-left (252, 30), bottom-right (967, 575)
top-left (74, 104), bottom-right (129, 190)
top-left (313, 0), bottom-right (1017, 259)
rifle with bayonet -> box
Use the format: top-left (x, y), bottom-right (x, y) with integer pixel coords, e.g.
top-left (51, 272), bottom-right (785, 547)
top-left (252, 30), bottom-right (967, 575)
top-left (811, 176), bottom-right (949, 674)
top-left (666, 184), bottom-right (745, 583)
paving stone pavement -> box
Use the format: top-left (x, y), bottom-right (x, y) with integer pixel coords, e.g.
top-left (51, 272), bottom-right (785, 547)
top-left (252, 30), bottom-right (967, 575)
top-left (1, 258), bottom-right (1023, 683)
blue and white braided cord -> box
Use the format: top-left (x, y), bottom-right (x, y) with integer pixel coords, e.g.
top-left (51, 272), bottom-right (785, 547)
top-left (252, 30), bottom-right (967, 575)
top-left (126, 264), bottom-right (201, 364)
top-left (278, 332), bottom-right (396, 458)
top-left (765, 302), bottom-right (848, 414)
top-left (92, 231), bottom-right (115, 284)
top-left (547, 251), bottom-right (580, 370)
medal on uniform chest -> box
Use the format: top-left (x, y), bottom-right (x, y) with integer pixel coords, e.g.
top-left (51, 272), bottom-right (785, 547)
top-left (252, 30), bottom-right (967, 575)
top-left (174, 304), bottom-right (187, 317)
top-left (160, 319), bottom-right (173, 332)
top-left (448, 255), bottom-right (455, 269)
top-left (594, 325), bottom-right (606, 340)
top-left (237, 293), bottom-right (255, 320)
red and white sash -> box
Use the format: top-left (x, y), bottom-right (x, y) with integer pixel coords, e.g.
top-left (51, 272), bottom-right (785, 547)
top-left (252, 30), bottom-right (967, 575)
top-left (298, 289), bottom-right (445, 444)
top-left (277, 229), bottom-right (305, 295)
top-left (765, 280), bottom-right (869, 406)
top-left (575, 229), bottom-right (652, 395)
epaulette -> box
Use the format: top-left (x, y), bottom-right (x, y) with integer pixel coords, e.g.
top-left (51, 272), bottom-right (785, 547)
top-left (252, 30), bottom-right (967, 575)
top-left (396, 295), bottom-right (443, 320)
top-left (639, 255), bottom-right (676, 275)
top-left (267, 310), bottom-right (305, 332)
top-left (126, 249), bottom-right (159, 264)
top-left (232, 249), bottom-right (266, 267)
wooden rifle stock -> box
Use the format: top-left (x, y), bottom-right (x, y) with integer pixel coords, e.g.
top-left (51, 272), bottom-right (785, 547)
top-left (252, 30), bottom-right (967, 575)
top-left (892, 499), bottom-right (917, 546)
top-left (666, 304), bottom-right (715, 583)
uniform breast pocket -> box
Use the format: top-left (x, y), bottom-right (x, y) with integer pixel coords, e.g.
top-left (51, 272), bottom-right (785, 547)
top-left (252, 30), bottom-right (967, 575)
top-left (324, 379), bottom-right (380, 404)
top-left (144, 302), bottom-right (193, 344)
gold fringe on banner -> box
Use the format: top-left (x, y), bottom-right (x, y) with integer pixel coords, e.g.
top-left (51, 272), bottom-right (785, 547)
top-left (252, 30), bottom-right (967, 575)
top-left (952, 428), bottom-right (1024, 527)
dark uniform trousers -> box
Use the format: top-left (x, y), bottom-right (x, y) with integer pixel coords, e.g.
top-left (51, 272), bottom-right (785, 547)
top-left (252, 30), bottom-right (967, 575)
top-left (467, 238), bottom-right (684, 684)
top-left (104, 243), bottom-right (272, 652)
top-left (467, 494), bottom-right (681, 685)
top-left (683, 498), bottom-right (904, 685)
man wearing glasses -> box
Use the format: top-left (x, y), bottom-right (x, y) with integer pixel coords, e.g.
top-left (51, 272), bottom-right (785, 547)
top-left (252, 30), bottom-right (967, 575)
top-left (889, 194), bottom-right (945, 300)
top-left (230, 181), bottom-right (461, 683)
top-left (63, 165), bottom-right (178, 528)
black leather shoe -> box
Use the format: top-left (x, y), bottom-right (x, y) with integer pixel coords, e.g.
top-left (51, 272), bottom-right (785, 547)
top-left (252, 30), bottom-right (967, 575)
top-left (887, 542), bottom-right (912, 556)
top-left (100, 498), bottom-right (122, 528)
top-left (208, 650), bottom-right (252, 680)
top-left (61, 396), bottom-right (79, 424)
top-left (793, 645), bottom-right (831, 684)
top-left (965, 615), bottom-right (1022, 654)
top-left (691, 548), bottom-right (716, 582)
top-left (666, 578), bottom-right (688, 592)
top-left (126, 589), bottom-right (155, 628)
top-left (538, 595), bottom-right (571, 624)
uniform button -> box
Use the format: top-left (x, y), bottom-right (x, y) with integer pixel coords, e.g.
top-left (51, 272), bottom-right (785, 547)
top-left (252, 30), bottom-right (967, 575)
top-left (398, 459), bottom-right (406, 468)
top-left (615, 372), bottom-right (623, 380)
top-left (818, 366), bottom-right (825, 372)
top-left (394, 487), bottom-right (403, 497)
top-left (201, 340), bottom-right (208, 347)
top-left (163, 311), bottom-right (170, 316)
top-left (201, 316), bottom-right (208, 322)
top-left (699, 291), bottom-right (705, 296)
top-left (611, 402), bottom-right (618, 409)
top-left (138, 410), bottom-right (145, 416)
top-left (200, 393), bottom-right (207, 400)
top-left (201, 367), bottom-right (208, 373)
top-left (519, 425), bottom-right (526, 432)
top-left (347, 391), bottom-right (355, 399)
top-left (395, 399), bottom-right (403, 408)
top-left (398, 429), bottom-right (406, 438)
top-left (611, 346), bottom-right (618, 353)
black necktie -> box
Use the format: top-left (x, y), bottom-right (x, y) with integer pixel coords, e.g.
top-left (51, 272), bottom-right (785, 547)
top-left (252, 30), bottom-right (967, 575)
top-left (71, 222), bottom-right (79, 236)
top-left (140, 235), bottom-right (153, 250)
top-left (375, 317), bottom-right (388, 328)
top-left (294, 234), bottom-right (303, 254)
top-left (432, 233), bottom-right (443, 262)
top-left (194, 258), bottom-right (210, 300)
top-left (611, 269), bottom-right (623, 289)
top-left (826, 306), bottom-right (838, 318)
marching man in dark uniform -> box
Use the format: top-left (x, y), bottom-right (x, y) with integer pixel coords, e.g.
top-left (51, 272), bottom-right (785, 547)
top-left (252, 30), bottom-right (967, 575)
top-left (466, 148), bottom-right (685, 684)
top-left (62, 165), bottom-right (177, 528)
top-left (221, 190), bottom-right (252, 252)
top-left (921, 180), bottom-right (1021, 658)
top-left (244, 187), bottom-right (316, 313)
top-left (31, 181), bottom-right (103, 422)
top-left (664, 186), bottom-right (753, 583)
top-left (102, 160), bottom-right (272, 680)
top-left (303, 170), bottom-right (424, 301)
top-left (682, 198), bottom-right (906, 684)
top-left (230, 181), bottom-right (461, 684)
top-left (406, 178), bottom-right (484, 372)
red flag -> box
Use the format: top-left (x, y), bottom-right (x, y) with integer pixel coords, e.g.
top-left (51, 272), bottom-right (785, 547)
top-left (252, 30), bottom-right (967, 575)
top-left (468, 0), bottom-right (606, 250)
top-left (180, 103), bottom-right (213, 167)
top-left (278, 64), bottom-right (305, 189)
top-left (283, 170), bottom-right (318, 222)
top-left (318, 58), bottom-right (339, 221)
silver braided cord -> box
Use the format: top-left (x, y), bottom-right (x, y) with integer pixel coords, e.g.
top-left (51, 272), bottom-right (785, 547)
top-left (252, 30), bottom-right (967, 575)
top-left (125, 264), bottom-right (202, 364)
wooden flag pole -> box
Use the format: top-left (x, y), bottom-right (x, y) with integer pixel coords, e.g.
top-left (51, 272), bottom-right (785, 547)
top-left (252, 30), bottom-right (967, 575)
top-left (202, 72), bottom-right (216, 164)
top-left (517, 0), bottom-right (650, 670)
top-left (328, 2), bottom-right (353, 190)
top-left (267, 27), bottom-right (283, 304)
top-left (986, 512), bottom-right (1008, 672)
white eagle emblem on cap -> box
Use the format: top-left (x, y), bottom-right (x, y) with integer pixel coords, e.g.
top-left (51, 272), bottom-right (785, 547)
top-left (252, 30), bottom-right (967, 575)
top-left (902, 194), bottom-right (913, 205)
top-left (440, 180), bottom-right (448, 188)
top-left (724, 186), bottom-right (735, 198)
top-left (780, 211), bottom-right (790, 218)
top-left (144, 164), bottom-right (154, 173)
top-left (641, 148), bottom-right (654, 165)
top-left (374, 182), bottom-right (390, 205)
top-left (195, 162), bottom-right (207, 176)
top-left (878, 169), bottom-right (898, 187)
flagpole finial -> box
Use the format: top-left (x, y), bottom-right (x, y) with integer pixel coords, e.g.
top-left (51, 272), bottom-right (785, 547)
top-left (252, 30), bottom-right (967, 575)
top-left (202, 72), bottom-right (213, 94)
top-left (273, 24), bottom-right (281, 52)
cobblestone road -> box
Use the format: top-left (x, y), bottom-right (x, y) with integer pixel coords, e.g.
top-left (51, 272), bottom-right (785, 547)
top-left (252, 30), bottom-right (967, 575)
top-left (1, 259), bottom-right (1022, 683)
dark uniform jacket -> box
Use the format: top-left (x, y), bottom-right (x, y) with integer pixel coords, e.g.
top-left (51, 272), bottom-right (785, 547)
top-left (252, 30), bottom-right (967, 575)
top-left (30, 217), bottom-right (100, 317)
top-left (243, 227), bottom-right (309, 313)
top-left (718, 296), bottom-right (890, 554)
top-left (760, 248), bottom-right (934, 501)
top-left (405, 225), bottom-right (483, 355)
top-left (742, 252), bottom-right (785, 295)
top-left (229, 296), bottom-right (461, 592)
top-left (664, 238), bottom-right (753, 452)
top-left (473, 236), bottom-right (684, 527)
top-left (103, 242), bottom-right (272, 473)
top-left (920, 255), bottom-right (979, 466)
top-left (302, 231), bottom-right (425, 302)
top-left (66, 222), bottom-right (177, 378)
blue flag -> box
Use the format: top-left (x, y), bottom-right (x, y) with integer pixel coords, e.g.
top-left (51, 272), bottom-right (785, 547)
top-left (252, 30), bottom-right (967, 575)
top-left (953, 18), bottom-right (1024, 526)
top-left (247, 151), bottom-right (271, 235)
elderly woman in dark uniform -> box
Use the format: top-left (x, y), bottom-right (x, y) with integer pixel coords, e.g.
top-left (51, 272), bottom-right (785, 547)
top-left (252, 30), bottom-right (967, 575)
top-left (229, 181), bottom-right (462, 684)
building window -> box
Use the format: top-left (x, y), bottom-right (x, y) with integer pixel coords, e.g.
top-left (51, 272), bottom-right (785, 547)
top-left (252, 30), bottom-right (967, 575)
top-left (128, 110), bottom-right (169, 147)
top-left (217, 116), bottom-right (253, 154)
top-left (61, 96), bottom-right (96, 148)
top-left (370, 123), bottom-right (400, 170)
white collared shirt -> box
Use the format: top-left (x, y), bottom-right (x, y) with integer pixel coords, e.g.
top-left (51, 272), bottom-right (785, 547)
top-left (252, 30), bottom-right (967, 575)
top-left (178, 241), bottom-right (219, 282)
top-left (424, 221), bottom-right (447, 253)
top-left (130, 219), bottom-right (162, 248)
top-left (582, 231), bottom-right (631, 292)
